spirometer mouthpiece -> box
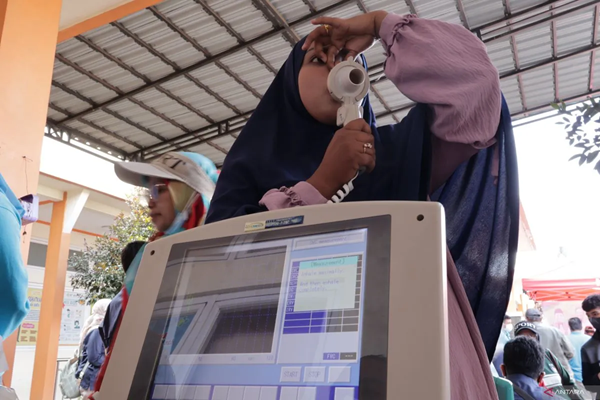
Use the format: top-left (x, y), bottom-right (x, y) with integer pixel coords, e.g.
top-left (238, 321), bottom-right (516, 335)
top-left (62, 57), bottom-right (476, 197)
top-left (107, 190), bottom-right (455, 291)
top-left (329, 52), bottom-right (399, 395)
top-left (327, 60), bottom-right (370, 127)
top-left (327, 60), bottom-right (369, 104)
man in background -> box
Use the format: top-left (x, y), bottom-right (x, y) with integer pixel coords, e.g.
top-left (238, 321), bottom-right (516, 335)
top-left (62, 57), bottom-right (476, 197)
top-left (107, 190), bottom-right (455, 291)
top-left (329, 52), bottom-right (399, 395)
top-left (502, 336), bottom-right (555, 400)
top-left (527, 308), bottom-right (575, 379)
top-left (581, 294), bottom-right (600, 394)
top-left (568, 317), bottom-right (589, 383)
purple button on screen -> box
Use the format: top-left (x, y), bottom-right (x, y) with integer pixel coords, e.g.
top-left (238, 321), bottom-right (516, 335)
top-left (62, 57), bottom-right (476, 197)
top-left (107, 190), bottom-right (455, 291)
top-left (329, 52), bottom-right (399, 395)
top-left (323, 352), bottom-right (340, 360)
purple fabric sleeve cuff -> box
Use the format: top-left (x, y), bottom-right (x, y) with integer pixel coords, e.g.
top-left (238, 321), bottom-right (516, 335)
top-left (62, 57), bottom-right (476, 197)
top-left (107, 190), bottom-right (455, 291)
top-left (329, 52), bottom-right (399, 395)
top-left (379, 13), bottom-right (416, 53)
top-left (259, 181), bottom-right (327, 210)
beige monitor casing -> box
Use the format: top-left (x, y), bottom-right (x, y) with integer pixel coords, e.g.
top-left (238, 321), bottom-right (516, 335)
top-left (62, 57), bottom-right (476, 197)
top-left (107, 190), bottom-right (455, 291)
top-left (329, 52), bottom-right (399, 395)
top-left (99, 201), bottom-right (450, 400)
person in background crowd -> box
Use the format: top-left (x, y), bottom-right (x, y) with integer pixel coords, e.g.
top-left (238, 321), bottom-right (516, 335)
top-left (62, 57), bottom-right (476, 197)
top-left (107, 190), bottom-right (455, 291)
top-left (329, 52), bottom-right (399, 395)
top-left (499, 315), bottom-right (514, 346)
top-left (502, 336), bottom-right (554, 400)
top-left (98, 241), bottom-right (145, 352)
top-left (512, 321), bottom-right (582, 400)
top-left (0, 174), bottom-right (30, 340)
top-left (567, 317), bottom-right (589, 383)
top-left (585, 326), bottom-right (596, 337)
top-left (92, 151), bottom-right (218, 397)
top-left (527, 308), bottom-right (576, 379)
top-left (76, 299), bottom-right (110, 398)
top-left (581, 294), bottom-right (600, 392)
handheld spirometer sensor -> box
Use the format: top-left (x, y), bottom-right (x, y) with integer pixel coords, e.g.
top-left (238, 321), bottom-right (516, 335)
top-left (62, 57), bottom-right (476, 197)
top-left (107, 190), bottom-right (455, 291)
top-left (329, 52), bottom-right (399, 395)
top-left (326, 59), bottom-right (370, 203)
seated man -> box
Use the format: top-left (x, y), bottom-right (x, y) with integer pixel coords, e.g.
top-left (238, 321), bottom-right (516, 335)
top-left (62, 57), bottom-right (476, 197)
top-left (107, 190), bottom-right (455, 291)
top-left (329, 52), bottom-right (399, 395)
top-left (513, 321), bottom-right (583, 400)
top-left (502, 336), bottom-right (554, 400)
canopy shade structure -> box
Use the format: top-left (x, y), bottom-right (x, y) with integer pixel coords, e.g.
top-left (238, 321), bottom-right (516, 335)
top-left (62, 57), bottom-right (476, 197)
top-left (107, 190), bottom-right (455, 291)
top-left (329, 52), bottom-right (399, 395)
top-left (45, 0), bottom-right (600, 165)
top-left (523, 277), bottom-right (600, 301)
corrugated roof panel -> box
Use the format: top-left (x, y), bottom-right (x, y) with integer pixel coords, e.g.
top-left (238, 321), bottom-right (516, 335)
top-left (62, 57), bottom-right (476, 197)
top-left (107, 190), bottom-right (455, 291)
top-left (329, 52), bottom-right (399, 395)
top-left (83, 110), bottom-right (159, 147)
top-left (363, 0), bottom-right (411, 16)
top-left (511, 0), bottom-right (545, 13)
top-left (191, 64), bottom-right (260, 112)
top-left (52, 61), bottom-right (118, 104)
top-left (208, 0), bottom-right (273, 41)
top-left (463, 0), bottom-right (505, 29)
top-left (500, 76), bottom-right (523, 113)
top-left (160, 75), bottom-right (238, 122)
top-left (372, 80), bottom-right (412, 109)
top-left (133, 87), bottom-right (209, 132)
top-left (555, 8), bottom-right (594, 57)
top-left (154, 0), bottom-right (239, 58)
top-left (116, 9), bottom-right (204, 72)
top-left (221, 49), bottom-right (276, 95)
top-left (521, 65), bottom-right (554, 108)
top-left (368, 93), bottom-right (386, 115)
top-left (514, 23), bottom-right (552, 68)
top-left (66, 119), bottom-right (143, 153)
top-left (210, 134), bottom-right (236, 149)
top-left (311, 0), bottom-right (343, 10)
top-left (107, 98), bottom-right (185, 138)
top-left (50, 86), bottom-right (92, 115)
top-left (48, 108), bottom-right (68, 121)
top-left (271, 0), bottom-right (310, 22)
top-left (57, 37), bottom-right (146, 94)
top-left (488, 38), bottom-right (515, 75)
top-left (82, 23), bottom-right (174, 83)
top-left (557, 53), bottom-right (591, 99)
top-left (594, 51), bottom-right (600, 90)
top-left (412, 0), bottom-right (463, 25)
top-left (251, 35), bottom-right (293, 70)
top-left (187, 142), bottom-right (227, 165)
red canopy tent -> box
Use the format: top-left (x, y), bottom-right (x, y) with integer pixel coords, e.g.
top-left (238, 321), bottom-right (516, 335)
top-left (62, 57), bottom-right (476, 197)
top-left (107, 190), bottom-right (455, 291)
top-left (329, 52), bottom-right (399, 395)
top-left (522, 278), bottom-right (600, 301)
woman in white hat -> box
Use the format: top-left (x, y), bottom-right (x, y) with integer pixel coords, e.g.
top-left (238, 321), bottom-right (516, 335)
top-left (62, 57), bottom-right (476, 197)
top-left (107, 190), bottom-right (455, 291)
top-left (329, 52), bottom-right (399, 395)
top-left (91, 151), bottom-right (218, 397)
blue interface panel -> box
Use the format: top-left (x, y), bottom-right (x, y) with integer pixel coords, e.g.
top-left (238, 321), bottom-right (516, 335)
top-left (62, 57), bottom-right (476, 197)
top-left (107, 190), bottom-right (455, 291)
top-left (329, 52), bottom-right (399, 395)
top-left (150, 229), bottom-right (368, 400)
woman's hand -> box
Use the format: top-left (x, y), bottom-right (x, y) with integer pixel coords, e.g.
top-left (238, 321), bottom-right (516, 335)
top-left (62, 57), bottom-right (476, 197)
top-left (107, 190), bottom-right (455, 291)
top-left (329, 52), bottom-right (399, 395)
top-left (307, 119), bottom-right (375, 199)
top-left (302, 11), bottom-right (388, 68)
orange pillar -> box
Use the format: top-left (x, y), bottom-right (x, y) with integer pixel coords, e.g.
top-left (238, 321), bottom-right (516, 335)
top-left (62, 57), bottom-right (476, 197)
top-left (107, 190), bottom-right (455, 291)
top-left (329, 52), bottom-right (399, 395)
top-left (0, 0), bottom-right (62, 387)
top-left (30, 195), bottom-right (71, 399)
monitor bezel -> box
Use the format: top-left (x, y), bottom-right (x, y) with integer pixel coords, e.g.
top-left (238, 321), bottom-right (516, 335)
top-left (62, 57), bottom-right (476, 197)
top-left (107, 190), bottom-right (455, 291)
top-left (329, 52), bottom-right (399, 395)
top-left (127, 216), bottom-right (391, 399)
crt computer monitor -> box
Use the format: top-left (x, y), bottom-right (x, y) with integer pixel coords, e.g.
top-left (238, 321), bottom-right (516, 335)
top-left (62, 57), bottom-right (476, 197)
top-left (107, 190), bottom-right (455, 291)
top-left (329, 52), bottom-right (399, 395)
top-left (99, 202), bottom-right (450, 400)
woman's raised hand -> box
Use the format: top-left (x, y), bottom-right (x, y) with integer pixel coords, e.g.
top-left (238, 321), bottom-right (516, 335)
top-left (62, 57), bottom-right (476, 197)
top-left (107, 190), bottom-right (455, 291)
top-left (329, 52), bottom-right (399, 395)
top-left (302, 11), bottom-right (388, 68)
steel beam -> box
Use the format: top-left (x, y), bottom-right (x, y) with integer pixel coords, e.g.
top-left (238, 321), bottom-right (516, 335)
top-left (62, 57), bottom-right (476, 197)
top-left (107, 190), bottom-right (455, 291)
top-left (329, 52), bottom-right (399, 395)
top-left (455, 0), bottom-right (470, 29)
top-left (251, 0), bottom-right (300, 44)
top-left (193, 0), bottom-right (279, 72)
top-left (405, 0), bottom-right (418, 15)
top-left (590, 5), bottom-right (600, 90)
top-left (55, 0), bottom-right (355, 126)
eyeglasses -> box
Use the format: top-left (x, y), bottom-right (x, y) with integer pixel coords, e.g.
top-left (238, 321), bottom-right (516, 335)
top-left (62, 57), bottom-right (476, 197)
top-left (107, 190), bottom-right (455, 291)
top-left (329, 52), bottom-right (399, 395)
top-left (145, 183), bottom-right (169, 201)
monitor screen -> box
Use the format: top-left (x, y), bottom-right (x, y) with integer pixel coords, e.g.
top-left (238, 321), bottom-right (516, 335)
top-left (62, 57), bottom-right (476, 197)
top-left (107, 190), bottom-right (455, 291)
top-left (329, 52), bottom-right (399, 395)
top-left (129, 217), bottom-right (390, 400)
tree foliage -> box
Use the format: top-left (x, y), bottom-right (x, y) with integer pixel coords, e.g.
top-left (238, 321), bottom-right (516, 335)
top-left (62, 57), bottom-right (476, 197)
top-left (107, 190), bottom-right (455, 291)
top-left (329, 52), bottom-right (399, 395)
top-left (69, 190), bottom-right (154, 304)
top-left (553, 99), bottom-right (600, 174)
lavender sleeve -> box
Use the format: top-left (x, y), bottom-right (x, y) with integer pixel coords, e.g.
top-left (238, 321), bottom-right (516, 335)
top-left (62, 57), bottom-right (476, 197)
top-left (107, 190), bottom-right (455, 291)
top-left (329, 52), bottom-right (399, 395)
top-left (261, 14), bottom-right (501, 210)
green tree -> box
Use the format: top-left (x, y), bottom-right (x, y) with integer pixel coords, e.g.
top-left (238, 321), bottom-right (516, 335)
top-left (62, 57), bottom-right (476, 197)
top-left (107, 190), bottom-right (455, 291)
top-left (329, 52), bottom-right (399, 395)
top-left (69, 190), bottom-right (154, 304)
top-left (553, 99), bottom-right (600, 174)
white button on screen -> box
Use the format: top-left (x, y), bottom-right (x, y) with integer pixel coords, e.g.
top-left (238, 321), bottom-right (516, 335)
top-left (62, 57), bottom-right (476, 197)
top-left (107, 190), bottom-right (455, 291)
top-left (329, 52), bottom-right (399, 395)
top-left (179, 385), bottom-right (196, 400)
top-left (212, 386), bottom-right (229, 400)
top-left (329, 366), bottom-right (352, 383)
top-left (227, 386), bottom-right (244, 400)
top-left (194, 386), bottom-right (211, 400)
top-left (243, 387), bottom-right (260, 400)
top-left (280, 387), bottom-right (298, 400)
top-left (297, 387), bottom-right (317, 400)
top-left (304, 367), bottom-right (326, 383)
top-left (280, 367), bottom-right (302, 382)
top-left (259, 387), bottom-right (278, 400)
top-left (334, 387), bottom-right (355, 400)
top-left (166, 385), bottom-right (178, 399)
top-left (152, 385), bottom-right (168, 399)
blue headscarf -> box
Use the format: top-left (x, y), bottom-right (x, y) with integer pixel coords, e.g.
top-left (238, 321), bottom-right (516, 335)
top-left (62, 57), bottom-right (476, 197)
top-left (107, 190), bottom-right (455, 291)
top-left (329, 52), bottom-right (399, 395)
top-left (206, 39), bottom-right (519, 360)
